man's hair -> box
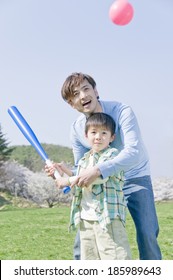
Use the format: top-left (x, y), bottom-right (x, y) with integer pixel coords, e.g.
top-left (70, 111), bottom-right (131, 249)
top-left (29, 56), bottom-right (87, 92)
top-left (85, 113), bottom-right (116, 136)
top-left (61, 72), bottom-right (96, 101)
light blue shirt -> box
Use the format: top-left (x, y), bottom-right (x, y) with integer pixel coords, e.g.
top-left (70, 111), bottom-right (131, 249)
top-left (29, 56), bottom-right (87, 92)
top-left (70, 100), bottom-right (150, 180)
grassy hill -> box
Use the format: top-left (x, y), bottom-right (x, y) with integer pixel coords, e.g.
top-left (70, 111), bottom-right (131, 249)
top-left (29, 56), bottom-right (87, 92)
top-left (10, 143), bottom-right (74, 172)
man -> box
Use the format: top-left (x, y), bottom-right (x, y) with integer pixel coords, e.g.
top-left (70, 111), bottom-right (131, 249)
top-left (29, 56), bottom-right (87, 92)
top-left (56, 72), bottom-right (162, 260)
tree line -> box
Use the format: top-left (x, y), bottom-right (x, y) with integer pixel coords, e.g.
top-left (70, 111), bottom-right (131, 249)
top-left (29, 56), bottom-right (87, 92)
top-left (0, 124), bottom-right (73, 208)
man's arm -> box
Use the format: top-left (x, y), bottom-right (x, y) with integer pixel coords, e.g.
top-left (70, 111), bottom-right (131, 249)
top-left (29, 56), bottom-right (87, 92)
top-left (97, 106), bottom-right (149, 178)
top-left (71, 106), bottom-right (148, 185)
top-left (70, 149), bottom-right (119, 188)
top-left (70, 166), bottom-right (102, 188)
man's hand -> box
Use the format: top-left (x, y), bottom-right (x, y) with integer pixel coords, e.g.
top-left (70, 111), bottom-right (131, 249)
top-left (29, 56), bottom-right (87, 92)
top-left (70, 166), bottom-right (101, 188)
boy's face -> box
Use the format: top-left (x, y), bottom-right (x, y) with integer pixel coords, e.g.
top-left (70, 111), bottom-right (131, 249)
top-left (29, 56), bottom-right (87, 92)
top-left (67, 79), bottom-right (102, 116)
top-left (86, 126), bottom-right (115, 153)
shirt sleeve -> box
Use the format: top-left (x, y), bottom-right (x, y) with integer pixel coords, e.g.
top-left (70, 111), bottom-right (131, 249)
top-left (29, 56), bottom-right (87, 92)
top-left (97, 106), bottom-right (147, 178)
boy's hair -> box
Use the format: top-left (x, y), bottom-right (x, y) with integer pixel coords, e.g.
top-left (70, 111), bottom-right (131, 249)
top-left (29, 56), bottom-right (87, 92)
top-left (85, 113), bottom-right (116, 136)
top-left (61, 72), bottom-right (96, 101)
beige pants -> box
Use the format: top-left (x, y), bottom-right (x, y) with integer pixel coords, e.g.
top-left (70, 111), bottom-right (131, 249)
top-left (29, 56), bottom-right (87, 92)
top-left (80, 219), bottom-right (132, 260)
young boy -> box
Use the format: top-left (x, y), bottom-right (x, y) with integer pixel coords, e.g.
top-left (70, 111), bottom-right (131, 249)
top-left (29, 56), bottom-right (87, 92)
top-left (55, 112), bottom-right (131, 260)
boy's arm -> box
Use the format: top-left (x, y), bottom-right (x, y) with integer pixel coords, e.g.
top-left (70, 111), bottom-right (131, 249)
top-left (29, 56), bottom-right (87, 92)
top-left (55, 175), bottom-right (78, 189)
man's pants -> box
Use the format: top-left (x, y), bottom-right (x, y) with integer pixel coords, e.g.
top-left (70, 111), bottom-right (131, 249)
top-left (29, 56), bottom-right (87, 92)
top-left (73, 176), bottom-right (162, 260)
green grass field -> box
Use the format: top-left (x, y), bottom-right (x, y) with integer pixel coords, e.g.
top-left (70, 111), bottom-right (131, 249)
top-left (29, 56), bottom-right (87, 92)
top-left (0, 202), bottom-right (172, 260)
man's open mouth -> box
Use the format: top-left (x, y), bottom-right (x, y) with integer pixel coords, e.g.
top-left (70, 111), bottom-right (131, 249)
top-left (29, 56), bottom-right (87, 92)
top-left (82, 100), bottom-right (91, 107)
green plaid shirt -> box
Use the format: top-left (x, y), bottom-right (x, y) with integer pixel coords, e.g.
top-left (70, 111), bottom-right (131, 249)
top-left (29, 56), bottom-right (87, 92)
top-left (69, 147), bottom-right (127, 232)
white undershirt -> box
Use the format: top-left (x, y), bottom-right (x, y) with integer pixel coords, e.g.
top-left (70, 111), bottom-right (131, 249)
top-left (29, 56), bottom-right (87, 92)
top-left (69, 153), bottom-right (108, 221)
top-left (80, 154), bottom-right (98, 221)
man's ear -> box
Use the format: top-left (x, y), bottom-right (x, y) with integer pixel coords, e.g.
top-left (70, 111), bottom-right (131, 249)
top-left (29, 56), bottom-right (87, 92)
top-left (67, 99), bottom-right (75, 108)
top-left (94, 87), bottom-right (99, 99)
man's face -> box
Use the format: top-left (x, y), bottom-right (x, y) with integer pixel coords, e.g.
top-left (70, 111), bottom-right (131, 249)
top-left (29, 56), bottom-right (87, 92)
top-left (67, 80), bottom-right (102, 116)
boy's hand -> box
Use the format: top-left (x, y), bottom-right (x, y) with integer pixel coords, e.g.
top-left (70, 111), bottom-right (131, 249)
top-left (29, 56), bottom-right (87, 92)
top-left (55, 177), bottom-right (69, 189)
top-left (45, 162), bottom-right (59, 179)
top-left (55, 162), bottom-right (73, 176)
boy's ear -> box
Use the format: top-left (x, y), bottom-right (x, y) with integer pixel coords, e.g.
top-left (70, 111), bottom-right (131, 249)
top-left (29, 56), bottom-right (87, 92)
top-left (110, 134), bottom-right (116, 143)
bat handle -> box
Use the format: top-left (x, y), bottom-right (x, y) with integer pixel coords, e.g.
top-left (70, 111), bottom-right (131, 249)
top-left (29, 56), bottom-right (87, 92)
top-left (46, 160), bottom-right (71, 194)
top-left (62, 186), bottom-right (71, 194)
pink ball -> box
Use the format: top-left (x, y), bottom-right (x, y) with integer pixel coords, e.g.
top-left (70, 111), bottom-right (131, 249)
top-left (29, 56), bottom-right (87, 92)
top-left (109, 0), bottom-right (134, 26)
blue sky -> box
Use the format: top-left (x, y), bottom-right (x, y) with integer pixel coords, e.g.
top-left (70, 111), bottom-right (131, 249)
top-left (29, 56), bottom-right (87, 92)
top-left (0, 0), bottom-right (173, 178)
